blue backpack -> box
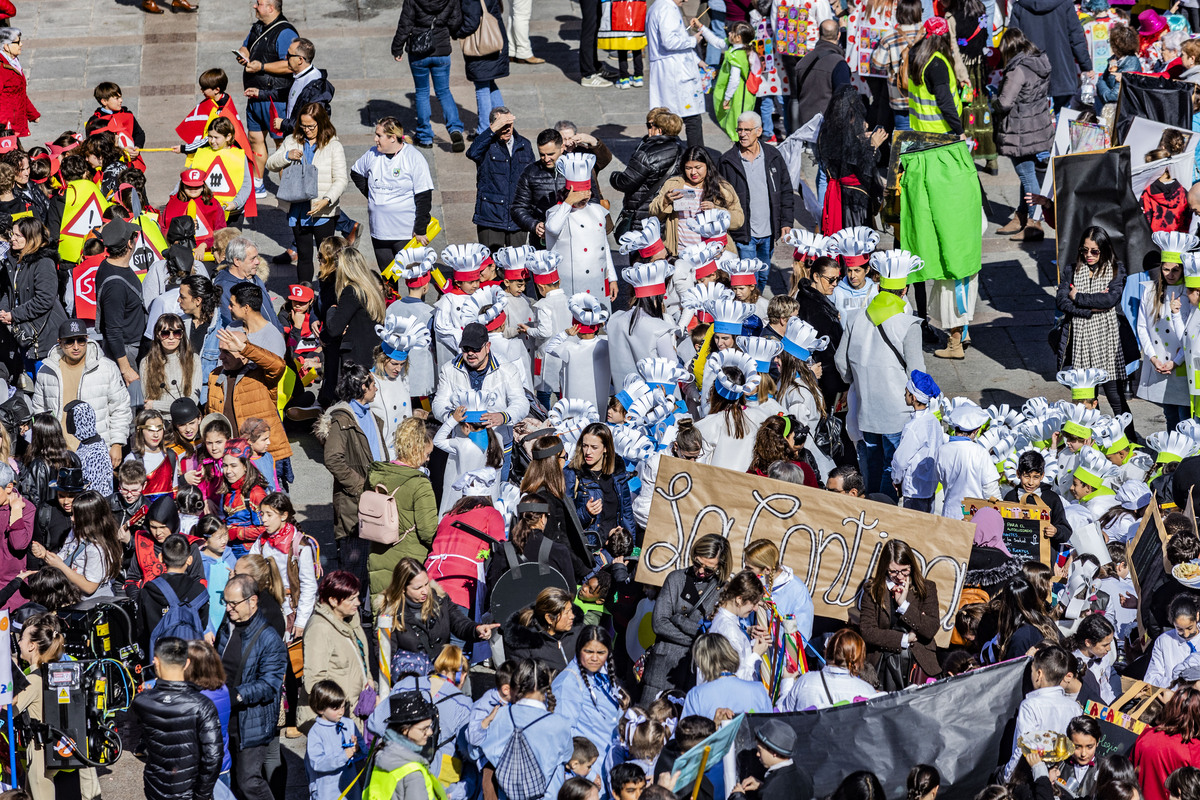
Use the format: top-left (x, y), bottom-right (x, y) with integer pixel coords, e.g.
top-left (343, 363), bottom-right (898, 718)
top-left (148, 578), bottom-right (207, 662)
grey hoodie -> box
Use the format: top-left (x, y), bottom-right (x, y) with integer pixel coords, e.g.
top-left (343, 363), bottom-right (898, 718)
top-left (371, 738), bottom-right (433, 800)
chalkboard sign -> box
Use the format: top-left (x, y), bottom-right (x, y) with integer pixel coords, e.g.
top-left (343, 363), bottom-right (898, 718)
top-left (1090, 715), bottom-right (1141, 757)
top-left (1128, 502), bottom-right (1169, 642)
top-left (964, 497), bottom-right (1053, 566)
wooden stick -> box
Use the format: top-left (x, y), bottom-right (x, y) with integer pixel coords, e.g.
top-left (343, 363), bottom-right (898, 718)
top-left (136, 148), bottom-right (179, 153)
top-left (691, 746), bottom-right (711, 800)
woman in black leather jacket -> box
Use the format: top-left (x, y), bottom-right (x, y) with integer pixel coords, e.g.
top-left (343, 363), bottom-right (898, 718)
top-left (609, 108), bottom-right (684, 235)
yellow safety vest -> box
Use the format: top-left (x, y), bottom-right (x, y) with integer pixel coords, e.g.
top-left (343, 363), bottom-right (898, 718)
top-left (188, 146), bottom-right (247, 207)
top-left (59, 180), bottom-right (110, 263)
top-left (907, 51), bottom-right (962, 134)
top-left (130, 212), bottom-right (168, 278)
top-left (365, 760), bottom-right (449, 800)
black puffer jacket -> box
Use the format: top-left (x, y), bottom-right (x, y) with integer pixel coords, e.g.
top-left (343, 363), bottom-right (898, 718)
top-left (131, 679), bottom-right (223, 800)
top-left (501, 609), bottom-right (581, 671)
top-left (390, 593), bottom-right (478, 659)
top-left (1, 245), bottom-right (68, 361)
top-left (994, 51), bottom-right (1055, 157)
top-left (510, 161), bottom-right (602, 236)
top-left (610, 135), bottom-right (684, 220)
top-left (391, 0), bottom-right (464, 58)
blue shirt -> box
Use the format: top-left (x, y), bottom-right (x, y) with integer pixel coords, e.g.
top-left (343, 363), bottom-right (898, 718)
top-left (552, 662), bottom-right (622, 771)
top-left (305, 716), bottom-right (360, 800)
top-left (351, 400), bottom-right (385, 460)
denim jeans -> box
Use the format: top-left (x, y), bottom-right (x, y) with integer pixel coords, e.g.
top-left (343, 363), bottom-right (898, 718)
top-left (737, 237), bottom-right (774, 290)
top-left (861, 430), bottom-right (903, 500)
top-left (409, 54), bottom-right (463, 143)
top-left (474, 80), bottom-right (504, 134)
top-left (1166, 403), bottom-right (1189, 432)
top-left (760, 96), bottom-right (779, 140)
top-left (893, 110), bottom-right (910, 131)
top-left (1012, 155), bottom-right (1040, 215)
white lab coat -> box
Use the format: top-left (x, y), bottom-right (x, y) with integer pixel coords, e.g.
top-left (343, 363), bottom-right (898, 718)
top-left (545, 203), bottom-right (617, 305)
top-left (503, 292), bottom-right (536, 387)
top-left (892, 408), bottom-right (942, 501)
top-left (607, 309), bottom-right (679, 383)
top-left (1137, 284), bottom-right (1190, 406)
top-left (646, 0), bottom-right (705, 118)
top-left (1145, 629), bottom-right (1200, 689)
top-left (370, 368), bottom-right (412, 459)
top-left (488, 330), bottom-right (532, 392)
top-left (546, 333), bottom-right (613, 413)
top-left (936, 437), bottom-right (1000, 519)
top-left (433, 290), bottom-right (475, 367)
top-left (385, 297), bottom-right (437, 396)
top-left (531, 289), bottom-right (572, 394)
top-left (433, 419), bottom-right (495, 514)
top-left (696, 404), bottom-right (770, 473)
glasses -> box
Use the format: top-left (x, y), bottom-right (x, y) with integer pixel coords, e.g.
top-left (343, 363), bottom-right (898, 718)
top-left (1082, 247), bottom-right (1101, 256)
top-left (818, 274), bottom-right (839, 285)
top-left (141, 426), bottom-right (165, 434)
top-left (887, 568), bottom-right (911, 579)
top-left (61, 337), bottom-right (87, 346)
top-left (287, 53), bottom-right (302, 60)
top-left (159, 329), bottom-right (183, 339)
top-left (221, 595), bottom-right (250, 609)
top-left (461, 345), bottom-right (483, 354)
top-left (735, 127), bottom-right (757, 133)
top-left (299, 123), bottom-right (318, 130)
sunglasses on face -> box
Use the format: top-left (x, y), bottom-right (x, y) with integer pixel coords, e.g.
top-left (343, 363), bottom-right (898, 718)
top-left (461, 345), bottom-right (483, 354)
top-left (159, 329), bottom-right (183, 339)
top-left (62, 337), bottom-right (87, 346)
top-left (1081, 247), bottom-right (1101, 256)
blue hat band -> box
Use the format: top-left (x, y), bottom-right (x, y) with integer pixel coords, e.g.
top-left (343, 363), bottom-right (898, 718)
top-left (464, 410), bottom-right (485, 424)
top-left (715, 381), bottom-right (743, 401)
top-left (755, 359), bottom-right (771, 373)
top-left (381, 342), bottom-right (409, 362)
top-left (713, 321), bottom-right (741, 335)
top-left (650, 381), bottom-right (673, 393)
top-left (781, 337), bottom-right (811, 361)
top-left (616, 390), bottom-right (634, 410)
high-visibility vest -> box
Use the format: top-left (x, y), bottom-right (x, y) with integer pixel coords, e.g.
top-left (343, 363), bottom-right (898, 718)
top-left (59, 180), bottom-right (110, 263)
top-left (188, 146), bottom-right (247, 208)
top-left (907, 51), bottom-right (962, 134)
top-left (129, 212), bottom-right (167, 277)
top-left (365, 759), bottom-right (448, 800)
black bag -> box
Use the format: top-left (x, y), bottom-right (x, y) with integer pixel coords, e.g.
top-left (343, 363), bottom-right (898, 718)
top-left (813, 415), bottom-right (844, 460)
top-left (1047, 316), bottom-right (1066, 357)
top-left (407, 25), bottom-right (438, 57)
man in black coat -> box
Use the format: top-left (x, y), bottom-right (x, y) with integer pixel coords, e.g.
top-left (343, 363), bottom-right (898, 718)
top-left (131, 636), bottom-right (223, 800)
top-left (510, 128), bottom-right (601, 248)
top-left (718, 115), bottom-right (794, 290)
top-left (467, 107), bottom-right (534, 249)
top-left (729, 719), bottom-right (813, 800)
top-left (246, 37), bottom-right (334, 138)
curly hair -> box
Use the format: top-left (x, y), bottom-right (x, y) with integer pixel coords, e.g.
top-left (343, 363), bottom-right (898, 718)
top-left (748, 414), bottom-right (794, 475)
top-left (817, 85), bottom-right (877, 184)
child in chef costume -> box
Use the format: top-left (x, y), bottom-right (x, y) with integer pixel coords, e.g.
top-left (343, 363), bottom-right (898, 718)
top-left (528, 250), bottom-right (572, 412)
top-left (545, 292), bottom-right (614, 414)
top-left (545, 152), bottom-right (617, 307)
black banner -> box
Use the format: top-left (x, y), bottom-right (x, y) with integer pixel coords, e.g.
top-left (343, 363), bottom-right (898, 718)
top-left (1115, 73), bottom-right (1192, 145)
top-left (734, 659), bottom-right (1027, 800)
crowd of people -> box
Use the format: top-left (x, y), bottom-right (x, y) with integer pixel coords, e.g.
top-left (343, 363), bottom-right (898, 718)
top-left (2, 0), bottom-right (1200, 799)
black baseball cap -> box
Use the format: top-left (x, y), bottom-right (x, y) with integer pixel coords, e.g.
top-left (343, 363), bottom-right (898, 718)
top-left (58, 319), bottom-right (87, 340)
top-left (460, 322), bottom-right (489, 352)
top-left (100, 217), bottom-right (136, 247)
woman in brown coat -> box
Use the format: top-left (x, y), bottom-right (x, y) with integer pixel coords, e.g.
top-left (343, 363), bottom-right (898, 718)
top-left (858, 539), bottom-right (942, 689)
top-left (648, 146), bottom-right (743, 256)
top-left (300, 571), bottom-right (373, 726)
top-left (205, 331), bottom-right (293, 463)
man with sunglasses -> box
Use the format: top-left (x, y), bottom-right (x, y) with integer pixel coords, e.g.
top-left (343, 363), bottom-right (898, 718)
top-left (33, 319), bottom-right (132, 468)
top-left (432, 322), bottom-right (529, 479)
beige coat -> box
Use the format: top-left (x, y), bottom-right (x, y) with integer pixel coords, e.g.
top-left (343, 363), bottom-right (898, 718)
top-left (299, 601), bottom-right (371, 725)
top-left (264, 134), bottom-right (349, 219)
top-left (648, 176), bottom-right (744, 256)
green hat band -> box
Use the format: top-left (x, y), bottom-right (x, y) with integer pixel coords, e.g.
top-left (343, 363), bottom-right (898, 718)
top-left (1071, 387), bottom-right (1097, 400)
top-left (1062, 421), bottom-right (1092, 439)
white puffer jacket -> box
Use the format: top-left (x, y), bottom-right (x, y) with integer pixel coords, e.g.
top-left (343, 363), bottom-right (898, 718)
top-left (33, 341), bottom-right (132, 448)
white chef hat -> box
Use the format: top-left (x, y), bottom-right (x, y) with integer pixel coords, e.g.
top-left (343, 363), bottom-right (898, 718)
top-left (441, 243), bottom-right (491, 283)
top-left (615, 377), bottom-right (656, 412)
top-left (736, 335), bottom-right (782, 373)
top-left (708, 298), bottom-right (754, 335)
top-left (494, 481), bottom-right (521, 528)
top-left (375, 315), bottom-right (432, 362)
top-left (1061, 403), bottom-right (1104, 440)
top-left (681, 283), bottom-right (733, 325)
top-left (613, 425), bottom-right (655, 464)
top-left (679, 241), bottom-right (726, 280)
top-left (978, 427), bottom-right (1017, 465)
top-left (1152, 230), bottom-right (1200, 264)
top-left (556, 152), bottom-right (596, 191)
top-left (1179, 418), bottom-right (1200, 443)
top-left (708, 349), bottom-right (761, 401)
top-left (783, 228), bottom-right (833, 261)
top-left (869, 249), bottom-right (923, 291)
top-left (1074, 446), bottom-right (1120, 490)
top-left (568, 292), bottom-right (609, 331)
top-left (460, 286), bottom-right (509, 332)
top-left (528, 250), bottom-right (563, 285)
top-left (493, 245), bottom-right (536, 281)
top-left (1013, 410), bottom-right (1066, 451)
top-left (623, 261), bottom-right (673, 298)
top-left (1002, 446), bottom-right (1061, 486)
top-left (1056, 367), bottom-right (1109, 401)
top-left (625, 388), bottom-right (673, 432)
top-left (1093, 413), bottom-right (1135, 456)
top-left (1147, 430), bottom-right (1200, 464)
top-left (725, 258), bottom-right (766, 287)
top-left (986, 404), bottom-right (1026, 431)
top-left (830, 226), bottom-right (880, 268)
top-left (781, 318), bottom-right (829, 362)
top-left (618, 217), bottom-right (667, 261)
top-left (637, 357), bottom-right (692, 394)
top-left (452, 467), bottom-right (499, 496)
top-left (684, 208), bottom-right (733, 247)
top-left (1186, 252), bottom-right (1200, 288)
top-left (948, 401), bottom-right (990, 433)
top-left (447, 388), bottom-right (501, 424)
top-left (1021, 397), bottom-right (1053, 420)
top-left (548, 398), bottom-right (600, 454)
top-left (385, 246), bottom-right (437, 287)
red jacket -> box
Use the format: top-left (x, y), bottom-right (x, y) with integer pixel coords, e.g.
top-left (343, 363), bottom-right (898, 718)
top-left (0, 58), bottom-right (38, 137)
top-left (424, 505), bottom-right (507, 611)
top-left (1133, 728), bottom-right (1200, 800)
top-left (161, 193), bottom-right (226, 249)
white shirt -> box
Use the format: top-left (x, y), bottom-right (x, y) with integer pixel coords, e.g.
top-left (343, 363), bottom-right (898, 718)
top-left (250, 536), bottom-right (318, 631)
top-left (1004, 687), bottom-right (1082, 780)
top-left (1145, 628), bottom-right (1200, 689)
top-left (779, 666), bottom-right (883, 711)
top-left (58, 534), bottom-right (114, 598)
top-left (710, 606), bottom-right (760, 682)
top-left (1074, 646), bottom-right (1118, 704)
top-left (892, 408), bottom-right (942, 500)
top-left (936, 437), bottom-right (1000, 518)
top-left (351, 145), bottom-right (435, 240)
top-left (531, 289), bottom-right (572, 393)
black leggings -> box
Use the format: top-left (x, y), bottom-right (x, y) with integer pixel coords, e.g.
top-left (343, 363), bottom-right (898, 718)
top-left (293, 218), bottom-right (337, 285)
top-left (683, 114), bottom-right (704, 150)
top-left (372, 236), bottom-right (404, 272)
top-left (1101, 379), bottom-right (1133, 433)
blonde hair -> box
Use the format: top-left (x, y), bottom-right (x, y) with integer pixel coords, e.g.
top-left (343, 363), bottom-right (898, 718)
top-left (743, 539), bottom-right (780, 583)
top-left (317, 235), bottom-right (348, 284)
top-left (434, 644), bottom-right (469, 681)
top-left (235, 554), bottom-right (285, 605)
top-left (335, 248), bottom-right (386, 323)
top-left (376, 116), bottom-right (405, 139)
top-left (212, 227), bottom-right (240, 262)
top-left (393, 417), bottom-right (432, 467)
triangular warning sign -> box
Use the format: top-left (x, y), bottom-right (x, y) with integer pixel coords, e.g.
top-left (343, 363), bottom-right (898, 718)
top-left (193, 211), bottom-right (211, 239)
top-left (64, 196), bottom-right (104, 238)
top-left (204, 159), bottom-right (234, 195)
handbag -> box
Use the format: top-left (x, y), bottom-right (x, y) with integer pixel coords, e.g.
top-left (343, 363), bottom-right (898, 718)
top-left (408, 24), bottom-right (438, 57)
top-left (813, 414), bottom-right (844, 460)
top-left (287, 638), bottom-right (305, 680)
top-left (276, 155), bottom-right (318, 204)
top-left (745, 67), bottom-right (763, 95)
top-left (358, 483), bottom-right (404, 544)
top-left (353, 682), bottom-right (378, 717)
top-left (462, 0), bottom-right (504, 58)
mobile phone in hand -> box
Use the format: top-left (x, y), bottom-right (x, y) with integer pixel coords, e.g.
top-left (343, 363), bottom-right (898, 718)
top-left (232, 49), bottom-right (247, 63)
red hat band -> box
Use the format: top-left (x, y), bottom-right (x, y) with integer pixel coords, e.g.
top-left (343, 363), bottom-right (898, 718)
top-left (565, 179), bottom-right (590, 192)
top-left (454, 267), bottom-right (483, 283)
top-left (406, 273), bottom-right (432, 289)
top-left (633, 282), bottom-right (667, 298)
top-left (729, 273), bottom-right (756, 287)
top-left (695, 260), bottom-right (719, 279)
top-left (574, 321), bottom-right (600, 335)
top-left (696, 311), bottom-right (715, 324)
top-left (485, 312), bottom-right (506, 332)
top-left (703, 234), bottom-right (728, 246)
top-left (533, 270), bottom-right (560, 285)
top-left (638, 240), bottom-right (666, 259)
top-left (503, 268), bottom-right (527, 281)
top-left (843, 253), bottom-right (869, 268)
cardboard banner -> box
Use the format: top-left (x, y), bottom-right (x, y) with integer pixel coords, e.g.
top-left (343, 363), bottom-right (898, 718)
top-left (734, 659), bottom-right (1027, 800)
top-left (638, 457), bottom-right (978, 646)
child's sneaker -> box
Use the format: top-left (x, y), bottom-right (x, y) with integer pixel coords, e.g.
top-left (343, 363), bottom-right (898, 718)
top-left (617, 77), bottom-right (632, 89)
top-left (254, 179), bottom-right (267, 199)
top-left (631, 75), bottom-right (644, 87)
top-left (764, 135), bottom-right (778, 143)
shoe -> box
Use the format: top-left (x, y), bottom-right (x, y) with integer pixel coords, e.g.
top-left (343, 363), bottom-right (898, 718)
top-left (450, 131), bottom-right (465, 153)
top-left (1011, 220), bottom-right (1044, 242)
top-left (920, 319), bottom-right (942, 345)
top-left (934, 327), bottom-right (966, 359)
top-left (631, 75), bottom-right (644, 87)
top-left (414, 140), bottom-right (434, 149)
top-left (272, 249), bottom-right (297, 265)
top-left (284, 727), bottom-right (304, 739)
top-left (345, 221), bottom-right (361, 247)
top-left (142, 0), bottom-right (165, 12)
top-left (599, 66), bottom-right (620, 81)
top-left (983, 160), bottom-right (999, 176)
top-left (617, 77), bottom-right (632, 89)
top-left (171, 0), bottom-right (198, 10)
top-left (764, 135), bottom-right (778, 143)
top-left (513, 56), bottom-right (546, 64)
top-left (581, 73), bottom-right (613, 88)
top-left (254, 180), bottom-right (267, 199)
top-left (287, 405), bottom-right (322, 422)
top-left (996, 210), bottom-right (1026, 235)
top-left (467, 130), bottom-right (478, 141)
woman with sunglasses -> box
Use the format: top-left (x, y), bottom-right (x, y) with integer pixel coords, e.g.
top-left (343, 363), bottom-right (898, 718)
top-left (790, 255), bottom-right (846, 411)
top-left (1055, 226), bottom-right (1132, 427)
top-left (140, 313), bottom-right (201, 412)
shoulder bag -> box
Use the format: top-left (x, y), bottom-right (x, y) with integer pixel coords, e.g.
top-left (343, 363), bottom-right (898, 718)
top-left (462, 0), bottom-right (504, 57)
top-left (276, 144), bottom-right (319, 203)
top-left (408, 0), bottom-right (452, 57)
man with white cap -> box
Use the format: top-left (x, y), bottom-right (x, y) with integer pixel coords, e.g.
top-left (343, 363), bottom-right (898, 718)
top-left (835, 249), bottom-right (925, 498)
top-left (891, 370), bottom-right (941, 513)
top-left (936, 402), bottom-right (1000, 519)
top-left (546, 152), bottom-right (618, 305)
top-left (432, 323), bottom-right (530, 480)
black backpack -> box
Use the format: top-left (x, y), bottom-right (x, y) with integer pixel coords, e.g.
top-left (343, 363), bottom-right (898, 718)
top-left (488, 538), bottom-right (572, 625)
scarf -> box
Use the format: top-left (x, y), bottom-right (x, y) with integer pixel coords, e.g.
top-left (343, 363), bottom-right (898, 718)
top-left (971, 507), bottom-right (1011, 556)
top-left (822, 174), bottom-right (861, 236)
top-left (865, 292), bottom-right (906, 326)
top-left (265, 520), bottom-right (298, 556)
